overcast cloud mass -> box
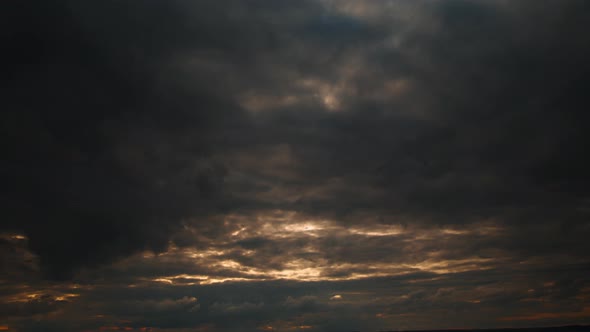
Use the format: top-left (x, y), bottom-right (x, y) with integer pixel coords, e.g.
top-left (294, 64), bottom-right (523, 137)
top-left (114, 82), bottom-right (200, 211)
top-left (2, 0), bottom-right (590, 331)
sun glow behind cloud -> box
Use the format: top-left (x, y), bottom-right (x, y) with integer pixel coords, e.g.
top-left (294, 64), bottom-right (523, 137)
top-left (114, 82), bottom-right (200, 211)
top-left (129, 211), bottom-right (506, 285)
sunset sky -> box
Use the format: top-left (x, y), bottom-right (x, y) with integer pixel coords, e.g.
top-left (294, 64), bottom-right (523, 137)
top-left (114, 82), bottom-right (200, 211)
top-left (2, 1), bottom-right (590, 331)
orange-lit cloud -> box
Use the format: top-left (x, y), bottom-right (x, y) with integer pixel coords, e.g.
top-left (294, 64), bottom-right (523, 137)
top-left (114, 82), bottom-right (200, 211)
top-left (499, 307), bottom-right (590, 322)
top-left (98, 327), bottom-right (153, 331)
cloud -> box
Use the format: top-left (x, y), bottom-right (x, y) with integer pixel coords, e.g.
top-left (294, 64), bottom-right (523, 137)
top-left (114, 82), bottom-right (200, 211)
top-left (2, 0), bottom-right (590, 330)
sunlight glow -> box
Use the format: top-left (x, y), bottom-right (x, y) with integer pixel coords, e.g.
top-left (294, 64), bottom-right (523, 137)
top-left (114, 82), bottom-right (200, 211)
top-left (131, 212), bottom-right (503, 284)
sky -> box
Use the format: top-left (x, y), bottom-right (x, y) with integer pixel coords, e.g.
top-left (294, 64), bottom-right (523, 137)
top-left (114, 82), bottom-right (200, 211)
top-left (2, 0), bottom-right (590, 331)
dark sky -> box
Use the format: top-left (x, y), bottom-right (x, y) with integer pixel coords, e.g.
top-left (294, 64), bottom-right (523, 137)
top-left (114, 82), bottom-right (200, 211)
top-left (2, 1), bottom-right (590, 331)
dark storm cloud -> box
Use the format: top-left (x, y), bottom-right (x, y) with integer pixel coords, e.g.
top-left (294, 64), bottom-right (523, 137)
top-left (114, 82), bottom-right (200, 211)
top-left (2, 0), bottom-right (229, 278)
top-left (0, 0), bottom-right (345, 278)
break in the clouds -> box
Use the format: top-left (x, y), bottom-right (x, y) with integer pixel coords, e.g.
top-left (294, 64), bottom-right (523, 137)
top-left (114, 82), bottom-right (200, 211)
top-left (2, 0), bottom-right (590, 331)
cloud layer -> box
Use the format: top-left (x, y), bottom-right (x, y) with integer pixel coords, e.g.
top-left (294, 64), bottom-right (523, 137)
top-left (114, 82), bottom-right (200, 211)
top-left (2, 0), bottom-right (590, 331)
